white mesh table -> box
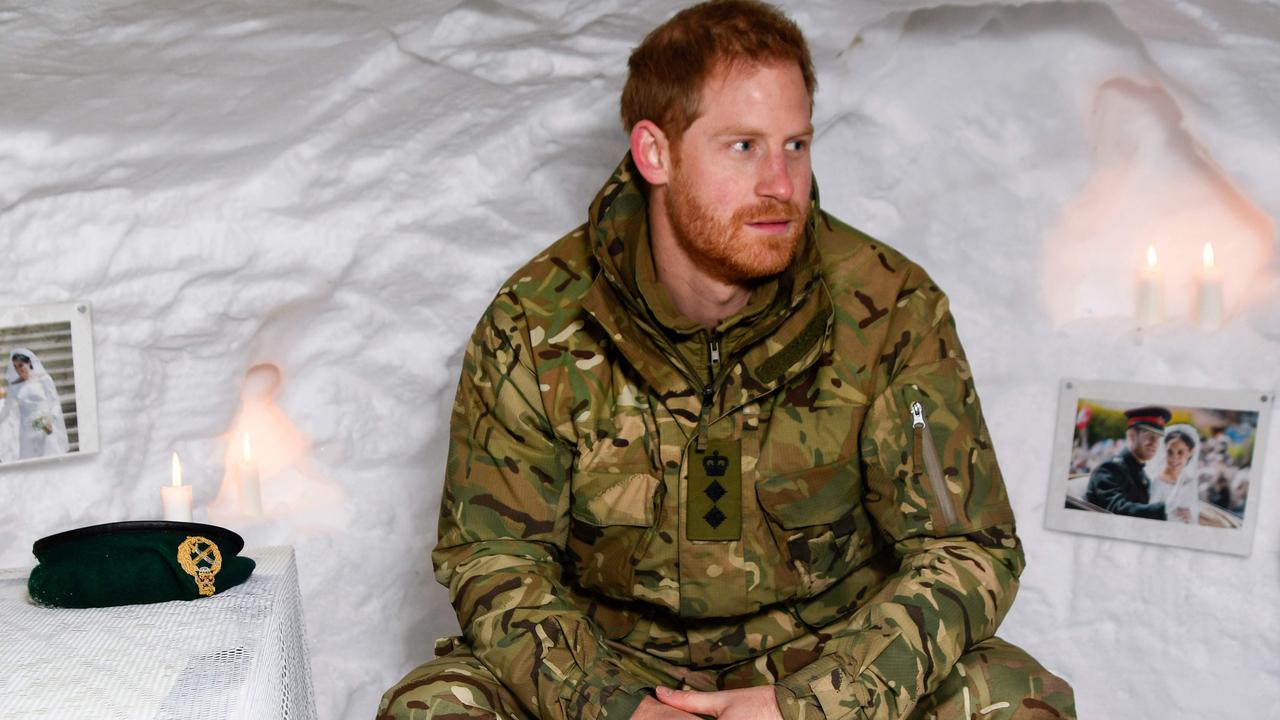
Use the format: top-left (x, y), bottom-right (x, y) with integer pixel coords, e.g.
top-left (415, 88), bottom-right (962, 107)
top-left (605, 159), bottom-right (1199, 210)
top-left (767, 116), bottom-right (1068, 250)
top-left (0, 546), bottom-right (316, 719)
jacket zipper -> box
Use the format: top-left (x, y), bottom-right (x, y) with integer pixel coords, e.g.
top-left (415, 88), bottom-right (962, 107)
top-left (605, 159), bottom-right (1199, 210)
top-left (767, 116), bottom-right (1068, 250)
top-left (910, 399), bottom-right (959, 528)
top-left (696, 335), bottom-right (721, 452)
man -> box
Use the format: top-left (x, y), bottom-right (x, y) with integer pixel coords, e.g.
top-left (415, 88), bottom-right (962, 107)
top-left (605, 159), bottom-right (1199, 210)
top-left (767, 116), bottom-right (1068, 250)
top-left (1085, 406), bottom-right (1171, 520)
top-left (380, 2), bottom-right (1074, 719)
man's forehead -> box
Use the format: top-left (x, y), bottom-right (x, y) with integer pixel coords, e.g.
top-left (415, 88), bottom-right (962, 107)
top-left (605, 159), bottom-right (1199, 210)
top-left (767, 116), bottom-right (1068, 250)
top-left (702, 57), bottom-right (806, 91)
top-left (689, 59), bottom-right (813, 131)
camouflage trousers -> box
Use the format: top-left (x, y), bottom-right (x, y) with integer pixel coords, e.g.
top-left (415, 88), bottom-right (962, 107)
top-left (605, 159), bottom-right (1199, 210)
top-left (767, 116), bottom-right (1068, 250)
top-left (378, 633), bottom-right (1074, 720)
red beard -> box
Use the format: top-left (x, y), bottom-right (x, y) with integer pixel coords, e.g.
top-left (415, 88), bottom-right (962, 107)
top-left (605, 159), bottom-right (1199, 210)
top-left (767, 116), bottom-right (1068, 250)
top-left (665, 168), bottom-right (803, 285)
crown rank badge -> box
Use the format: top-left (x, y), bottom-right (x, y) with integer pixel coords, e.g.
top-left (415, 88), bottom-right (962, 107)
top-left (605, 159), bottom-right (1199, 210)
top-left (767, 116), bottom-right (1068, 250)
top-left (687, 440), bottom-right (741, 541)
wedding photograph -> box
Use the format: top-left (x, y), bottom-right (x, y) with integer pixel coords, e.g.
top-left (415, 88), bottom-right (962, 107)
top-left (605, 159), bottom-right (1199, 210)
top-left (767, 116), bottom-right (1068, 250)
top-left (0, 302), bottom-right (98, 467)
top-left (1046, 379), bottom-right (1272, 555)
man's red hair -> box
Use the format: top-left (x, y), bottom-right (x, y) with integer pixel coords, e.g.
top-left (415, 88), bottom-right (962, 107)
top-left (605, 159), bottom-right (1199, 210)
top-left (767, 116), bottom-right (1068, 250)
top-left (621, 0), bottom-right (816, 142)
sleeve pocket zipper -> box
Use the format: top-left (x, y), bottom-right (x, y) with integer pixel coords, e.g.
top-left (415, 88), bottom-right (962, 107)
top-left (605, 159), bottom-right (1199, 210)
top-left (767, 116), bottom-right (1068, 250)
top-left (910, 400), bottom-right (960, 529)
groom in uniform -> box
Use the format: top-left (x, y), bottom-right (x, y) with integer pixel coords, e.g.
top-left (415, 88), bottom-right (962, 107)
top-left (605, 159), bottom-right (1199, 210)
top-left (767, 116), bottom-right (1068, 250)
top-left (1085, 406), bottom-right (1172, 520)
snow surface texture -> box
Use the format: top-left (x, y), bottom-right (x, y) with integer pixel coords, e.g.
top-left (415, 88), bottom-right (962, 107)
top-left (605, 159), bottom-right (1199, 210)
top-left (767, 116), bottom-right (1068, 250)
top-left (2, 1), bottom-right (1278, 717)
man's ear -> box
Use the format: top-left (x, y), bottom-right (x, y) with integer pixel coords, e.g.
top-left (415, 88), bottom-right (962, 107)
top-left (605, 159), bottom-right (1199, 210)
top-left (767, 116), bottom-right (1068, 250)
top-left (630, 120), bottom-right (671, 186)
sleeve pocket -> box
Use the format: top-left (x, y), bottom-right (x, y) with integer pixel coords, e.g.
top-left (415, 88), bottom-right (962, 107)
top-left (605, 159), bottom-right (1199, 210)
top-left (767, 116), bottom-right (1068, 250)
top-left (778, 629), bottom-right (902, 720)
top-left (862, 358), bottom-right (1014, 540)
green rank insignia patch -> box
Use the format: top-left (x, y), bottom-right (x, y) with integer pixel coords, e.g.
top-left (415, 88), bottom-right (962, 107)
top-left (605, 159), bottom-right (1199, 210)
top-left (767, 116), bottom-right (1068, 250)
top-left (687, 439), bottom-right (741, 541)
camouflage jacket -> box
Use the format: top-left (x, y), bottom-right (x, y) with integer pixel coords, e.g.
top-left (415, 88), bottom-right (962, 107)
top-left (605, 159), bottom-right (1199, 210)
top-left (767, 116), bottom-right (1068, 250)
top-left (434, 155), bottom-right (1023, 720)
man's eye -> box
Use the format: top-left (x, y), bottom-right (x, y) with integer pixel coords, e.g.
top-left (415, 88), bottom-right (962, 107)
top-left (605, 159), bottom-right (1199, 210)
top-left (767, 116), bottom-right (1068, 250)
top-left (730, 140), bottom-right (753, 152)
top-left (786, 139), bottom-right (809, 152)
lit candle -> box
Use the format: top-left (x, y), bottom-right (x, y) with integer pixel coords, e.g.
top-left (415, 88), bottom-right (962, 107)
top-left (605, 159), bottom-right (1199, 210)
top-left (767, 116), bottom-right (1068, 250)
top-left (1135, 244), bottom-right (1163, 325)
top-left (239, 432), bottom-right (262, 516)
top-left (1197, 242), bottom-right (1224, 330)
top-left (161, 452), bottom-right (193, 522)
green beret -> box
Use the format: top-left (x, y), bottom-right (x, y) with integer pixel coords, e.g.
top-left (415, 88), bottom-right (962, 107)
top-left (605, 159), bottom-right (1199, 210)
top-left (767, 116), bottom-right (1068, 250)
top-left (28, 521), bottom-right (256, 608)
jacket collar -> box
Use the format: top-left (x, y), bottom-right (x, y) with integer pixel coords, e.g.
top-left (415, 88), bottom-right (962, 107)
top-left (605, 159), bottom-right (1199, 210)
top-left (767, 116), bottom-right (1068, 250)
top-left (582, 153), bottom-right (832, 400)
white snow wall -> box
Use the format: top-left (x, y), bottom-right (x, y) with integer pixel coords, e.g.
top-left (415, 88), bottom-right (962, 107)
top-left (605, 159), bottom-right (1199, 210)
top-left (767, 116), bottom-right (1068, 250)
top-left (2, 1), bottom-right (1278, 718)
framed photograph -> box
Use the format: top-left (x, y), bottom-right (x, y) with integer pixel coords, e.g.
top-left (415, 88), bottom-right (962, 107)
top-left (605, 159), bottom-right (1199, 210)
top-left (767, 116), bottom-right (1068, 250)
top-left (0, 302), bottom-right (99, 468)
top-left (1045, 379), bottom-right (1272, 555)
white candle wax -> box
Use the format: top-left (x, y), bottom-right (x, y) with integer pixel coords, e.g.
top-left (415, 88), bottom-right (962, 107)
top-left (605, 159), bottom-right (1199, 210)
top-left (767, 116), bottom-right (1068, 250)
top-left (239, 432), bottom-right (263, 516)
top-left (163, 452), bottom-right (193, 522)
top-left (1136, 244), bottom-right (1162, 325)
top-left (1197, 242), bottom-right (1224, 330)
top-left (161, 484), bottom-right (193, 522)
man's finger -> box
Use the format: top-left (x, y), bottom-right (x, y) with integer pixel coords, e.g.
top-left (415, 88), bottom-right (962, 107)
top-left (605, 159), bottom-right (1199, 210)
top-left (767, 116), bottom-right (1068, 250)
top-left (655, 687), bottom-right (726, 716)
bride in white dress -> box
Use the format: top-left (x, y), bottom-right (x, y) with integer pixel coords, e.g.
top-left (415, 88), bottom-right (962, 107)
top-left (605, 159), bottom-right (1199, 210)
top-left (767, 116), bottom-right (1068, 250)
top-left (1146, 424), bottom-right (1201, 524)
top-left (0, 348), bottom-right (70, 459)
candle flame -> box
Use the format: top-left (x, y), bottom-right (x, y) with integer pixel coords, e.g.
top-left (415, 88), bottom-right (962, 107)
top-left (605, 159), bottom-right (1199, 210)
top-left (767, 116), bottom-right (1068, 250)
top-left (1146, 244), bottom-right (1158, 268)
top-left (1203, 242), bottom-right (1215, 269)
top-left (242, 432), bottom-right (253, 462)
top-left (171, 452), bottom-right (182, 487)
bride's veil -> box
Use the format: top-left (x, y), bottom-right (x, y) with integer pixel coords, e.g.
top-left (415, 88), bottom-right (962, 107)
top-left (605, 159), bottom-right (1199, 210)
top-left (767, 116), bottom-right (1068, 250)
top-left (1146, 423), bottom-right (1201, 487)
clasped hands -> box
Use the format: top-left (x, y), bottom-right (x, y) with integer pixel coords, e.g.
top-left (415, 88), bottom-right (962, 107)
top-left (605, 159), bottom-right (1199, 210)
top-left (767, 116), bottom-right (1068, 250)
top-left (632, 686), bottom-right (783, 720)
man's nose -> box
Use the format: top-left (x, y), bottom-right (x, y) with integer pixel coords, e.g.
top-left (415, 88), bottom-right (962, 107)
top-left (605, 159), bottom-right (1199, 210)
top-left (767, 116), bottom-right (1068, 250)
top-left (755, 151), bottom-right (793, 202)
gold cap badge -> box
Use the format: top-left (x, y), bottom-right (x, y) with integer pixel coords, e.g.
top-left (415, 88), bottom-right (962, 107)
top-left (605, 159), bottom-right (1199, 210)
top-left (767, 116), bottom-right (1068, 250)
top-left (176, 535), bottom-right (223, 597)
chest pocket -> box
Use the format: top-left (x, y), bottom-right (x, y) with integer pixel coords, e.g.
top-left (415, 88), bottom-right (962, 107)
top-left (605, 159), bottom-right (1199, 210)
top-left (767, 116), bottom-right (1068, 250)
top-left (756, 459), bottom-right (875, 598)
top-left (566, 469), bottom-right (662, 600)
top-left (566, 403), bottom-right (662, 600)
top-left (755, 397), bottom-right (874, 599)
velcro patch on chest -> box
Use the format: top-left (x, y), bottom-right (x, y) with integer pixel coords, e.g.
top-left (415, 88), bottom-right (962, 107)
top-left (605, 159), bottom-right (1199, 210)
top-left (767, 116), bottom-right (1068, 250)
top-left (686, 439), bottom-right (742, 541)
